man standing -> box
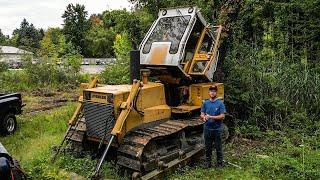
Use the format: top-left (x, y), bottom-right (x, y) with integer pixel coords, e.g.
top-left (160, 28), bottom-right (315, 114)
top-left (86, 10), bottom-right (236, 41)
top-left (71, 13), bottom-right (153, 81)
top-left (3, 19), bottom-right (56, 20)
top-left (200, 85), bottom-right (226, 168)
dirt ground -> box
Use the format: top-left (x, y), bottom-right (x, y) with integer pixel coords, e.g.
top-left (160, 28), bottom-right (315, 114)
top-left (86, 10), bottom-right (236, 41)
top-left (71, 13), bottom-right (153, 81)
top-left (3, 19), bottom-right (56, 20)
top-left (22, 89), bottom-right (79, 115)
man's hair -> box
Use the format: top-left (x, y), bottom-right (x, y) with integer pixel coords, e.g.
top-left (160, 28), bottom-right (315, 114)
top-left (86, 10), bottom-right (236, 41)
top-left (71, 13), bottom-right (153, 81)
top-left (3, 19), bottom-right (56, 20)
top-left (209, 85), bottom-right (218, 91)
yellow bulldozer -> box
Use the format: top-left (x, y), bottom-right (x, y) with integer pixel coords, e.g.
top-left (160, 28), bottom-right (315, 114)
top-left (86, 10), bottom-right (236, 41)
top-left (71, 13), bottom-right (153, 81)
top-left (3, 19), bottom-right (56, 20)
top-left (55, 6), bottom-right (234, 179)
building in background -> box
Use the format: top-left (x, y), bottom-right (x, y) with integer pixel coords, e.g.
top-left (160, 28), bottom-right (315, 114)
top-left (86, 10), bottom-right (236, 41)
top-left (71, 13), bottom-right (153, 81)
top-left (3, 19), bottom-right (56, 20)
top-left (0, 46), bottom-right (33, 68)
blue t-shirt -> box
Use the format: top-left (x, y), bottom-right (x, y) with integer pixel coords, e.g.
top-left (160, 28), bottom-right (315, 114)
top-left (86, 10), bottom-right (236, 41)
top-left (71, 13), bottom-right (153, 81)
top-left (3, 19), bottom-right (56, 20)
top-left (200, 98), bottom-right (226, 129)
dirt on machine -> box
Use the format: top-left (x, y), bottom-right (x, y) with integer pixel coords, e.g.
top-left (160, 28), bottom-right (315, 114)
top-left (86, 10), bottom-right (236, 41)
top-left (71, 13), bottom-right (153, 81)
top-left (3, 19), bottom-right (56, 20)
top-left (54, 6), bottom-right (234, 179)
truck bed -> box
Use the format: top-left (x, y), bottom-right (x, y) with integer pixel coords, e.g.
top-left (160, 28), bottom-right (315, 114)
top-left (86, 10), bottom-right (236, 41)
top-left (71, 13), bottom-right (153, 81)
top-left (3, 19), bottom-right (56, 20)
top-left (0, 93), bottom-right (23, 115)
top-left (0, 93), bottom-right (22, 101)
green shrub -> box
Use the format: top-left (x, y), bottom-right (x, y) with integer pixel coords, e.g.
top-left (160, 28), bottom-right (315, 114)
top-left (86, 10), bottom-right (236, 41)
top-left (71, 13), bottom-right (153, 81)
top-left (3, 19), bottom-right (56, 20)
top-left (0, 70), bottom-right (31, 92)
top-left (220, 0), bottom-right (320, 134)
top-left (100, 63), bottom-right (129, 84)
top-left (0, 54), bottom-right (86, 92)
top-left (0, 61), bottom-right (8, 72)
top-left (100, 32), bottom-right (131, 85)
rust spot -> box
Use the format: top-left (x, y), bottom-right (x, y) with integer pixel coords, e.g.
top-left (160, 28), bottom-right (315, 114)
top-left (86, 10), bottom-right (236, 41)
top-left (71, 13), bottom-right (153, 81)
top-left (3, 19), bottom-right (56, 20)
top-left (127, 136), bottom-right (150, 145)
top-left (165, 120), bottom-right (188, 128)
top-left (150, 45), bottom-right (169, 65)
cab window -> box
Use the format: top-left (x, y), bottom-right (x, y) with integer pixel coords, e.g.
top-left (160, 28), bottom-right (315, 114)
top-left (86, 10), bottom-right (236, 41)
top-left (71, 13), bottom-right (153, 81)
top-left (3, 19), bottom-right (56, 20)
top-left (143, 16), bottom-right (191, 54)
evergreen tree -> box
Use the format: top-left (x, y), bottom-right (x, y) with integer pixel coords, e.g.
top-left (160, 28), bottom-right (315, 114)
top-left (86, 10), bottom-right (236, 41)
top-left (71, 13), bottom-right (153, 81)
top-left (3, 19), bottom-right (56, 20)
top-left (13, 18), bottom-right (43, 52)
top-left (0, 29), bottom-right (9, 45)
top-left (62, 3), bottom-right (90, 56)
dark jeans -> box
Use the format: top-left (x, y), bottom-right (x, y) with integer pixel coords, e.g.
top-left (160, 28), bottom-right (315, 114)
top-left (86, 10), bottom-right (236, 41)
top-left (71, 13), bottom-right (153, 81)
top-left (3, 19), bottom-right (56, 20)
top-left (204, 127), bottom-right (223, 165)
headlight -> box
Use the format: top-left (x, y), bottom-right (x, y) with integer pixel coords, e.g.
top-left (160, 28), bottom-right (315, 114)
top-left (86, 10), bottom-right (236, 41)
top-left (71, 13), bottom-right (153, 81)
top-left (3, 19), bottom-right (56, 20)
top-left (83, 91), bottom-right (91, 100)
top-left (107, 93), bottom-right (114, 103)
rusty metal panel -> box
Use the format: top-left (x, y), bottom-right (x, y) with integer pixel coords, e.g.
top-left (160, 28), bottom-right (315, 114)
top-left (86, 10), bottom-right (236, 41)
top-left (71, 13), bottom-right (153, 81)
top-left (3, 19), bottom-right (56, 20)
top-left (165, 120), bottom-right (188, 128)
top-left (66, 129), bottom-right (85, 142)
top-left (124, 135), bottom-right (151, 146)
top-left (158, 124), bottom-right (180, 133)
top-left (141, 145), bottom-right (205, 180)
top-left (158, 124), bottom-right (181, 131)
top-left (117, 155), bottom-right (142, 171)
top-left (117, 117), bottom-right (205, 175)
top-left (149, 43), bottom-right (170, 65)
top-left (133, 130), bottom-right (155, 137)
top-left (152, 127), bottom-right (172, 134)
top-left (145, 127), bottom-right (168, 135)
top-left (118, 144), bottom-right (144, 157)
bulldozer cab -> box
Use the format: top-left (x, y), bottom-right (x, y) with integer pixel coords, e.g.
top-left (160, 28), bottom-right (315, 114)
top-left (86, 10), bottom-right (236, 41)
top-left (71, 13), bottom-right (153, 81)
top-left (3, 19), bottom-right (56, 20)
top-left (139, 6), bottom-right (222, 83)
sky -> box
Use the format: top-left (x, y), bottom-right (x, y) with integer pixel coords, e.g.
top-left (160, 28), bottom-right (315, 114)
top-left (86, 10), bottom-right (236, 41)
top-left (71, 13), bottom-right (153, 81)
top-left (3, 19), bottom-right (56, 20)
top-left (0, 0), bottom-right (132, 36)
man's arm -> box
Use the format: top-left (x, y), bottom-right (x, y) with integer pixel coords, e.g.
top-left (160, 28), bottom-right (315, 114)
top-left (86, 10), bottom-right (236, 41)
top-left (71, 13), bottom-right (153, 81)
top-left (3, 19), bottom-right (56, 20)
top-left (208, 113), bottom-right (225, 120)
top-left (200, 102), bottom-right (207, 121)
top-left (200, 112), bottom-right (207, 121)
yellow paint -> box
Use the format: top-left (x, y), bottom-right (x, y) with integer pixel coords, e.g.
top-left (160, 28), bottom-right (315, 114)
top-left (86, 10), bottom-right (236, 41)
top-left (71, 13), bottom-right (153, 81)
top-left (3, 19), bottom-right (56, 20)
top-left (111, 80), bottom-right (142, 136)
top-left (183, 60), bottom-right (191, 72)
top-left (187, 27), bottom-right (208, 74)
top-left (143, 105), bottom-right (171, 123)
top-left (84, 81), bottom-right (171, 143)
top-left (187, 25), bottom-right (223, 76)
top-left (69, 77), bottom-right (98, 125)
top-left (80, 81), bottom-right (223, 144)
top-left (190, 82), bottom-right (224, 106)
top-left (193, 54), bottom-right (210, 61)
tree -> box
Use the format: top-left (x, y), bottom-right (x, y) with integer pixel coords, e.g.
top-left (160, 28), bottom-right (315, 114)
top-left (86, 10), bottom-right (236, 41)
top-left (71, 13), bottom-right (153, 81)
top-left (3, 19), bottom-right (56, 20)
top-left (62, 3), bottom-right (90, 55)
top-left (113, 32), bottom-right (132, 61)
top-left (89, 14), bottom-right (103, 26)
top-left (82, 15), bottom-right (116, 58)
top-left (84, 24), bottom-right (116, 58)
top-left (129, 0), bottom-right (231, 24)
top-left (81, 9), bottom-right (153, 58)
top-left (0, 29), bottom-right (9, 45)
top-left (38, 27), bottom-right (82, 71)
top-left (101, 9), bottom-right (153, 49)
top-left (100, 32), bottom-right (132, 84)
top-left (13, 18), bottom-right (43, 53)
top-left (38, 28), bottom-right (64, 59)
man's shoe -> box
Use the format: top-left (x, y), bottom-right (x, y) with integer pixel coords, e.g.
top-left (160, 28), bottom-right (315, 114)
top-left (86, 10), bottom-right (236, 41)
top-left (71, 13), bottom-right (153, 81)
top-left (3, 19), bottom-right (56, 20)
top-left (204, 161), bottom-right (212, 169)
top-left (215, 163), bottom-right (224, 169)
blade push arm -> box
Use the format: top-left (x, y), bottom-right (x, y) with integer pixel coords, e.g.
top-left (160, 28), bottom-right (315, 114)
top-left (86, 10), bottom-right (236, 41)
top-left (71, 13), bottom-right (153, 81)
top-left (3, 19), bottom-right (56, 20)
top-left (68, 77), bottom-right (98, 125)
top-left (111, 80), bottom-right (142, 136)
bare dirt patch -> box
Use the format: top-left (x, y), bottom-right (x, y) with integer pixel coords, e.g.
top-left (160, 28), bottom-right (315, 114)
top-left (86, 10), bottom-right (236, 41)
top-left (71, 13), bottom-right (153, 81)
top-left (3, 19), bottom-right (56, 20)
top-left (23, 90), bottom-right (79, 115)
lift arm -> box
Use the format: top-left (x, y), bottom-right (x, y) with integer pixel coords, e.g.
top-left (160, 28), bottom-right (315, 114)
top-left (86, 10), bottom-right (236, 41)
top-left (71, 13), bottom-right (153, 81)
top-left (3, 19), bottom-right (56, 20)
top-left (111, 79), bottom-right (142, 135)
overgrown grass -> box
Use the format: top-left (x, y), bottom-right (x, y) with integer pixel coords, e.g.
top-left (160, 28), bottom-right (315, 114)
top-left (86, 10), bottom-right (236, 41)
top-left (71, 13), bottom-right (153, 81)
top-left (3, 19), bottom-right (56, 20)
top-left (0, 103), bottom-right (73, 179)
top-left (0, 104), bottom-right (120, 179)
top-left (170, 130), bottom-right (320, 180)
